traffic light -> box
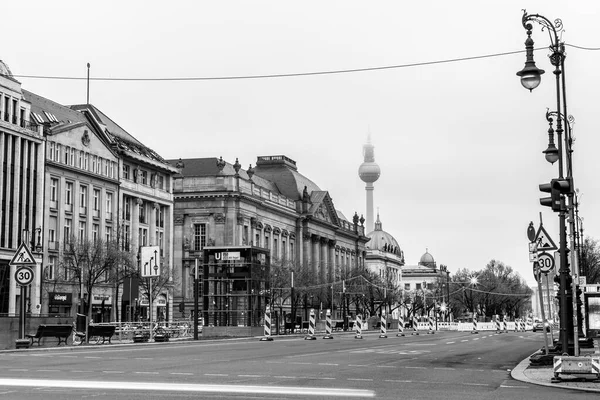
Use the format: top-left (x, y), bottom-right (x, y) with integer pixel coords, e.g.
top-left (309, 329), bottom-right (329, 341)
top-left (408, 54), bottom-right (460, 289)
top-left (539, 179), bottom-right (571, 212)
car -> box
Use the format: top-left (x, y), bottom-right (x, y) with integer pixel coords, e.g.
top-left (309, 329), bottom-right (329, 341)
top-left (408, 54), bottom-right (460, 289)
top-left (532, 320), bottom-right (550, 332)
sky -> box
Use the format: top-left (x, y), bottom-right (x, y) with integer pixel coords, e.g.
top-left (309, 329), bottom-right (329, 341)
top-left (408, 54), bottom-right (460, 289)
top-left (3, 1), bottom-right (599, 286)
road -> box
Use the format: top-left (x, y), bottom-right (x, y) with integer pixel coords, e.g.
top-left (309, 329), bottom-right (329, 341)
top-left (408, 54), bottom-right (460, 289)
top-left (0, 330), bottom-right (597, 399)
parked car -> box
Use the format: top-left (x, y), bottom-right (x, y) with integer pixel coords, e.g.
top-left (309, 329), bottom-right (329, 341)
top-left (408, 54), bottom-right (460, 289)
top-left (532, 320), bottom-right (550, 332)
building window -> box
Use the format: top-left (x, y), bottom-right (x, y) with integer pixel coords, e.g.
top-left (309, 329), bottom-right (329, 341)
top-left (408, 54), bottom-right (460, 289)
top-left (64, 218), bottom-right (72, 244)
top-left (64, 146), bottom-right (69, 164)
top-left (140, 228), bottom-right (148, 246)
top-left (50, 178), bottom-right (58, 202)
top-left (84, 153), bottom-right (89, 170)
top-left (79, 151), bottom-right (83, 168)
top-left (79, 221), bottom-right (86, 241)
top-left (48, 142), bottom-right (55, 161)
top-left (91, 156), bottom-right (96, 173)
top-left (55, 144), bottom-right (61, 161)
top-left (139, 201), bottom-right (146, 223)
top-left (255, 233), bottom-right (260, 247)
top-left (106, 226), bottom-right (112, 242)
top-left (123, 224), bottom-right (130, 251)
top-left (92, 224), bottom-right (99, 242)
top-left (93, 189), bottom-right (100, 211)
top-left (416, 283), bottom-right (422, 290)
top-left (273, 237), bottom-right (278, 258)
top-left (193, 223), bottom-right (206, 251)
top-left (106, 192), bottom-right (113, 213)
top-left (141, 170), bottom-right (147, 185)
top-left (290, 242), bottom-right (294, 261)
top-left (124, 197), bottom-right (131, 220)
top-left (159, 231), bottom-right (164, 255)
top-left (123, 164), bottom-right (130, 180)
top-left (65, 182), bottom-right (73, 205)
top-left (264, 234), bottom-right (270, 249)
top-left (70, 148), bottom-right (75, 166)
top-left (46, 256), bottom-right (56, 280)
top-left (158, 175), bottom-right (164, 190)
top-left (79, 185), bottom-right (87, 209)
top-left (282, 239), bottom-right (286, 260)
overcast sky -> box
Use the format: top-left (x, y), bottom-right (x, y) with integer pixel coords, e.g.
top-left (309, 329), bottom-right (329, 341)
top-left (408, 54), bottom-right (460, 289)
top-left (4, 1), bottom-right (599, 286)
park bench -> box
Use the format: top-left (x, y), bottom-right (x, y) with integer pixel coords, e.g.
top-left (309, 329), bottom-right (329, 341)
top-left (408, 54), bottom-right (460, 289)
top-left (75, 325), bottom-right (116, 344)
top-left (26, 324), bottom-right (72, 346)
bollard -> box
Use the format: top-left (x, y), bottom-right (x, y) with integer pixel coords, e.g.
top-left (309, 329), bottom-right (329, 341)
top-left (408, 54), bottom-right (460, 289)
top-left (397, 315), bottom-right (405, 337)
top-left (471, 314), bottom-right (478, 334)
top-left (305, 308), bottom-right (317, 340)
top-left (323, 309), bottom-right (333, 339)
top-left (427, 316), bottom-right (435, 334)
top-left (260, 306), bottom-right (274, 341)
top-left (411, 316), bottom-right (419, 336)
top-left (355, 315), bottom-right (363, 339)
top-left (379, 311), bottom-right (387, 339)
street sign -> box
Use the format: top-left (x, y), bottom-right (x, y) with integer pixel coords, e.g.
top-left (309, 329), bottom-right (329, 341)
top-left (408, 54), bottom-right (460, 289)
top-left (140, 246), bottom-right (161, 277)
top-left (14, 266), bottom-right (34, 286)
top-left (9, 243), bottom-right (36, 266)
top-left (537, 252), bottom-right (555, 273)
top-left (534, 225), bottom-right (558, 252)
top-left (529, 251), bottom-right (538, 262)
top-left (527, 222), bottom-right (536, 242)
top-left (533, 262), bottom-right (541, 282)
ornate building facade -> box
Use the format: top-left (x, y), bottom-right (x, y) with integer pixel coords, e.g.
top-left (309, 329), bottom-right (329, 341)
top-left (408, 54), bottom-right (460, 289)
top-left (169, 155), bottom-right (370, 321)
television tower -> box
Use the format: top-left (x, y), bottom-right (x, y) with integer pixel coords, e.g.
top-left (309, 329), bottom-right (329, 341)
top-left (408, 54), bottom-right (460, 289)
top-left (358, 135), bottom-right (381, 233)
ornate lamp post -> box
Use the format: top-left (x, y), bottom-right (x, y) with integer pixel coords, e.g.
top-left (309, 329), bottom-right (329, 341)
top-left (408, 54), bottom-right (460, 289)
top-left (517, 10), bottom-right (577, 356)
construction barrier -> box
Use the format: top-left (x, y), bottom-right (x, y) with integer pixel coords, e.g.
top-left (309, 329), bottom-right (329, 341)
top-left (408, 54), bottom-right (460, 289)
top-left (411, 316), bottom-right (419, 335)
top-left (503, 315), bottom-right (508, 333)
top-left (527, 317), bottom-right (532, 330)
top-left (323, 309), bottom-right (333, 339)
top-left (427, 316), bottom-right (435, 334)
top-left (355, 315), bottom-right (363, 339)
top-left (260, 306), bottom-right (274, 341)
top-left (514, 318), bottom-right (520, 332)
top-left (471, 315), bottom-right (478, 334)
top-left (397, 315), bottom-right (405, 337)
top-left (495, 315), bottom-right (501, 333)
top-left (305, 309), bottom-right (316, 340)
top-left (379, 312), bottom-right (387, 338)
top-left (521, 319), bottom-right (526, 331)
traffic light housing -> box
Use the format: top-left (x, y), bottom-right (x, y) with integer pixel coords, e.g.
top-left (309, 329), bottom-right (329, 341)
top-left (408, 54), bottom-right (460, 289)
top-left (539, 178), bottom-right (571, 212)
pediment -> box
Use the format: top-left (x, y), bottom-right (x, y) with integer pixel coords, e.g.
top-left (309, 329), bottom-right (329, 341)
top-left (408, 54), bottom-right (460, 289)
top-left (309, 191), bottom-right (340, 226)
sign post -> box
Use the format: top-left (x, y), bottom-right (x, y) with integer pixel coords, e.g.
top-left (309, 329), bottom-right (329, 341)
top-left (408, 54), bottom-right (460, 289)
top-left (10, 243), bottom-right (37, 349)
top-left (140, 246), bottom-right (160, 341)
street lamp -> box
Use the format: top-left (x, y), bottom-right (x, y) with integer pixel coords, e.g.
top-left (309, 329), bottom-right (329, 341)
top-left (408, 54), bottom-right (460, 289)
top-left (518, 10), bottom-right (577, 356)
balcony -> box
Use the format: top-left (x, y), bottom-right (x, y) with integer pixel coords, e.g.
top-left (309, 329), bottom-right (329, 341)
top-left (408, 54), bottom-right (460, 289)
top-left (47, 241), bottom-right (59, 252)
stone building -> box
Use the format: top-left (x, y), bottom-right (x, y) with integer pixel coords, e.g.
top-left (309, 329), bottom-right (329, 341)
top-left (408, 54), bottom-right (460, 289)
top-left (169, 155), bottom-right (370, 322)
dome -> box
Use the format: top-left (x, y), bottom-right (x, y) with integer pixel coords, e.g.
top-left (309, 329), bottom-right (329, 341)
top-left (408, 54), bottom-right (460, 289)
top-left (0, 60), bottom-right (13, 77)
top-left (358, 162), bottom-right (381, 183)
top-left (366, 214), bottom-right (401, 254)
top-left (419, 250), bottom-right (436, 267)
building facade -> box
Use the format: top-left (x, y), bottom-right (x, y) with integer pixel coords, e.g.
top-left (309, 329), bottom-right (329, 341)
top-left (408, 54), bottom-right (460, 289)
top-left (169, 155), bottom-right (370, 323)
top-left (0, 62), bottom-right (45, 316)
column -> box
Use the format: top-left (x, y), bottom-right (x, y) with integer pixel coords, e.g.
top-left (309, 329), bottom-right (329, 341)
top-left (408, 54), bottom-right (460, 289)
top-left (132, 198), bottom-right (142, 252)
top-left (311, 234), bottom-right (320, 280)
top-left (302, 231), bottom-right (310, 272)
top-left (320, 237), bottom-right (328, 283)
top-left (328, 240), bottom-right (336, 282)
top-left (150, 202), bottom-right (158, 246)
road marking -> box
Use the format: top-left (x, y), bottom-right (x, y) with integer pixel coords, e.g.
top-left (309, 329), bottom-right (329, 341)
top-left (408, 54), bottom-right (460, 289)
top-left (313, 377), bottom-right (336, 380)
top-left (461, 339), bottom-right (469, 342)
top-left (464, 383), bottom-right (490, 386)
top-left (0, 378), bottom-right (376, 398)
top-left (318, 363), bottom-right (338, 366)
top-left (135, 357), bottom-right (153, 360)
top-left (37, 370), bottom-right (59, 372)
top-left (70, 370), bottom-right (93, 373)
top-left (103, 371), bottom-right (124, 374)
top-left (134, 372), bottom-right (159, 375)
top-left (205, 373), bottom-right (228, 377)
top-left (376, 366), bottom-right (395, 368)
top-left (434, 367), bottom-right (455, 370)
top-left (239, 375), bottom-right (264, 378)
top-left (84, 356), bottom-right (101, 359)
top-left (385, 380), bottom-right (412, 383)
top-left (446, 342), bottom-right (455, 344)
top-left (348, 364), bottom-right (368, 367)
top-left (266, 361), bottom-right (284, 364)
top-left (472, 338), bottom-right (479, 341)
top-left (274, 376), bottom-right (296, 379)
top-left (170, 373), bottom-right (193, 376)
top-left (59, 356), bottom-right (78, 358)
top-left (405, 366), bottom-right (426, 369)
top-left (289, 362), bottom-right (312, 365)
top-left (348, 378), bottom-right (373, 382)
top-left (500, 385), bottom-right (529, 388)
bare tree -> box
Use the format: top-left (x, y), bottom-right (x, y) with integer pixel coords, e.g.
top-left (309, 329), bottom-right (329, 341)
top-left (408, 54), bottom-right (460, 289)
top-left (581, 237), bottom-right (600, 284)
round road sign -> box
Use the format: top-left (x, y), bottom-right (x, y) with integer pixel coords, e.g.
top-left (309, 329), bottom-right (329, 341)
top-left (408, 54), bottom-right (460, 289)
top-left (537, 252), bottom-right (555, 273)
top-left (14, 266), bottom-right (34, 286)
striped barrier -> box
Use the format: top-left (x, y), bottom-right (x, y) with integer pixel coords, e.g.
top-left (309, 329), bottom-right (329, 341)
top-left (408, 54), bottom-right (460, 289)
top-left (552, 356), bottom-right (600, 381)
top-left (355, 315), bottom-right (363, 339)
top-left (427, 316), bottom-right (435, 334)
top-left (260, 306), bottom-right (274, 341)
top-left (379, 311), bottom-right (387, 339)
top-left (514, 318), bottom-right (520, 332)
top-left (305, 309), bottom-right (317, 340)
top-left (503, 315), bottom-right (508, 333)
top-left (397, 315), bottom-right (405, 337)
top-left (411, 316), bottom-right (419, 336)
top-left (495, 315), bottom-right (501, 333)
top-left (526, 317), bottom-right (532, 330)
top-left (471, 315), bottom-right (478, 334)
top-left (521, 319), bottom-right (526, 331)
top-left (323, 309), bottom-right (333, 339)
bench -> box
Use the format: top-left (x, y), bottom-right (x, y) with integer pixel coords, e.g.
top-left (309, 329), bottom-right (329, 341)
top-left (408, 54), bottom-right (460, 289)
top-left (26, 324), bottom-right (72, 346)
top-left (76, 325), bottom-right (116, 344)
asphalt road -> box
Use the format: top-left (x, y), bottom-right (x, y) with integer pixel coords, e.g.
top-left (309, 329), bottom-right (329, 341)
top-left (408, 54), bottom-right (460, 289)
top-left (0, 330), bottom-right (597, 399)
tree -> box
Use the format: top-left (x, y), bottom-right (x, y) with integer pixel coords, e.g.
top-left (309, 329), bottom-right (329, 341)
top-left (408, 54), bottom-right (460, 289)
top-left (60, 236), bottom-right (134, 323)
top-left (581, 237), bottom-right (600, 284)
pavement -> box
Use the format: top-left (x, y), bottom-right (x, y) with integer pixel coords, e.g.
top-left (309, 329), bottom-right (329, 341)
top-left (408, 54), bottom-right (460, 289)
top-left (511, 338), bottom-right (600, 393)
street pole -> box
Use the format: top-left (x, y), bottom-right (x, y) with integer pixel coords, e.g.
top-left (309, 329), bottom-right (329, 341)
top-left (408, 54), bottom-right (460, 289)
top-left (149, 276), bottom-right (153, 341)
top-left (194, 258), bottom-right (199, 340)
top-left (290, 271), bottom-right (294, 328)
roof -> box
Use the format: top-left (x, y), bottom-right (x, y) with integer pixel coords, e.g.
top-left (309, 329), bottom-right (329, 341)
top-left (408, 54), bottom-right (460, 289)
top-left (23, 90), bottom-right (90, 127)
top-left (253, 156), bottom-right (321, 201)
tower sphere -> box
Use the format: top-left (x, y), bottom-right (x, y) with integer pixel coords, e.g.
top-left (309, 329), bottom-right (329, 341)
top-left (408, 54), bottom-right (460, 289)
top-left (358, 162), bottom-right (381, 183)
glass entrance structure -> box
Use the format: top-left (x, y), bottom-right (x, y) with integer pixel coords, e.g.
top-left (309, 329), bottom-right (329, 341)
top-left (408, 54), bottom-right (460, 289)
top-left (202, 246), bottom-right (270, 327)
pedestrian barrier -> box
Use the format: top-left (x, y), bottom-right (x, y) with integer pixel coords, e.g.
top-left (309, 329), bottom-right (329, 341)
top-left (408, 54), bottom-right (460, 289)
top-left (411, 316), bottom-right (420, 335)
top-left (305, 309), bottom-right (317, 340)
top-left (355, 315), bottom-right (363, 339)
top-left (527, 317), bottom-right (532, 331)
top-left (260, 306), bottom-right (274, 341)
top-left (503, 315), bottom-right (508, 333)
top-left (521, 319), bottom-right (526, 331)
top-left (427, 316), bottom-right (435, 334)
top-left (379, 312), bottom-right (387, 339)
top-left (495, 315), bottom-right (502, 333)
top-left (397, 315), bottom-right (405, 337)
top-left (471, 315), bottom-right (478, 334)
top-left (323, 309), bottom-right (333, 339)
top-left (514, 318), bottom-right (520, 332)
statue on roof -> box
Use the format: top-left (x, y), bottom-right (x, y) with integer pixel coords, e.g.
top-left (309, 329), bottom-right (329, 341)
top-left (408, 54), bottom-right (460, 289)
top-left (302, 186), bottom-right (310, 203)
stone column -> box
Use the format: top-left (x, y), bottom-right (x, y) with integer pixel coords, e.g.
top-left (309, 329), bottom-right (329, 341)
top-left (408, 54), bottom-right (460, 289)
top-left (328, 240), bottom-right (336, 282)
top-left (311, 234), bottom-right (320, 279)
top-left (320, 237), bottom-right (328, 283)
top-left (302, 231), bottom-right (311, 272)
top-left (132, 198), bottom-right (142, 252)
top-left (150, 202), bottom-right (159, 246)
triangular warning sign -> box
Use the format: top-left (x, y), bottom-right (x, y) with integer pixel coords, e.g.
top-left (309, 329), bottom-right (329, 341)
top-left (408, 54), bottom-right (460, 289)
top-left (534, 225), bottom-right (558, 252)
top-left (9, 243), bottom-right (37, 266)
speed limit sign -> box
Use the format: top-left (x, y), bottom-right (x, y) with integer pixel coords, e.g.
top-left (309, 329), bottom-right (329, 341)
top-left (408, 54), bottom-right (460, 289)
top-left (537, 252), bottom-right (555, 273)
top-left (14, 266), bottom-right (34, 286)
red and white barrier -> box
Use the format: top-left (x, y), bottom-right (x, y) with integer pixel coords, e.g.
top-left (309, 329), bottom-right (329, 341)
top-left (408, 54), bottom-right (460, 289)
top-left (260, 306), bottom-right (274, 341)
top-left (305, 308), bottom-right (317, 340)
top-left (323, 309), bottom-right (333, 339)
top-left (397, 315), bottom-right (405, 337)
top-left (355, 315), bottom-right (363, 339)
top-left (411, 316), bottom-right (419, 336)
top-left (471, 315), bottom-right (478, 334)
top-left (379, 311), bottom-right (387, 339)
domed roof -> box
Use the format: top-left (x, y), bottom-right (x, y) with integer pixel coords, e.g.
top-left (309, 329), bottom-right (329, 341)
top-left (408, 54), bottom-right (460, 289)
top-left (419, 249), bottom-right (436, 267)
top-left (0, 60), bottom-right (13, 77)
top-left (366, 214), bottom-right (401, 254)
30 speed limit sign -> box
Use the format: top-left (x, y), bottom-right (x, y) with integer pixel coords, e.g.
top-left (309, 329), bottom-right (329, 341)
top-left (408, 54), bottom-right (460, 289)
top-left (14, 266), bottom-right (34, 286)
top-left (537, 252), bottom-right (555, 273)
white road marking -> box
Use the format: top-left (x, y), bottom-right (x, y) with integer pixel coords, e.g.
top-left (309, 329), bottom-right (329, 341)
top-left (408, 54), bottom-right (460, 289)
top-left (376, 366), bottom-right (395, 368)
top-left (205, 373), bottom-right (228, 377)
top-left (170, 372), bottom-right (193, 376)
top-left (59, 356), bottom-right (77, 358)
top-left (103, 371), bottom-right (124, 374)
top-left (238, 375), bottom-right (264, 378)
top-left (405, 366), bottom-right (426, 369)
top-left (0, 378), bottom-right (375, 397)
top-left (500, 385), bottom-right (529, 388)
top-left (135, 357), bottom-right (153, 360)
top-left (464, 383), bottom-right (490, 386)
top-left (348, 364), bottom-right (368, 367)
top-left (446, 342), bottom-right (455, 344)
top-left (472, 338), bottom-right (479, 340)
top-left (348, 378), bottom-right (373, 382)
top-left (84, 356), bottom-right (101, 359)
top-left (318, 363), bottom-right (338, 366)
top-left (37, 370), bottom-right (59, 372)
top-left (134, 372), bottom-right (159, 375)
top-left (434, 367), bottom-right (455, 370)
top-left (461, 339), bottom-right (469, 342)
top-left (289, 362), bottom-right (311, 365)
top-left (274, 376), bottom-right (296, 379)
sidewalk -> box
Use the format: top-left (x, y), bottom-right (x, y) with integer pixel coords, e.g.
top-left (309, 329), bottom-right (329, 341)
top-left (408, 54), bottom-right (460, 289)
top-left (511, 339), bottom-right (600, 393)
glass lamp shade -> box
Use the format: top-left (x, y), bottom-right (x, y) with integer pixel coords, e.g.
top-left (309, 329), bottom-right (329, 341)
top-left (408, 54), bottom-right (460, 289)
top-left (543, 144), bottom-right (559, 164)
